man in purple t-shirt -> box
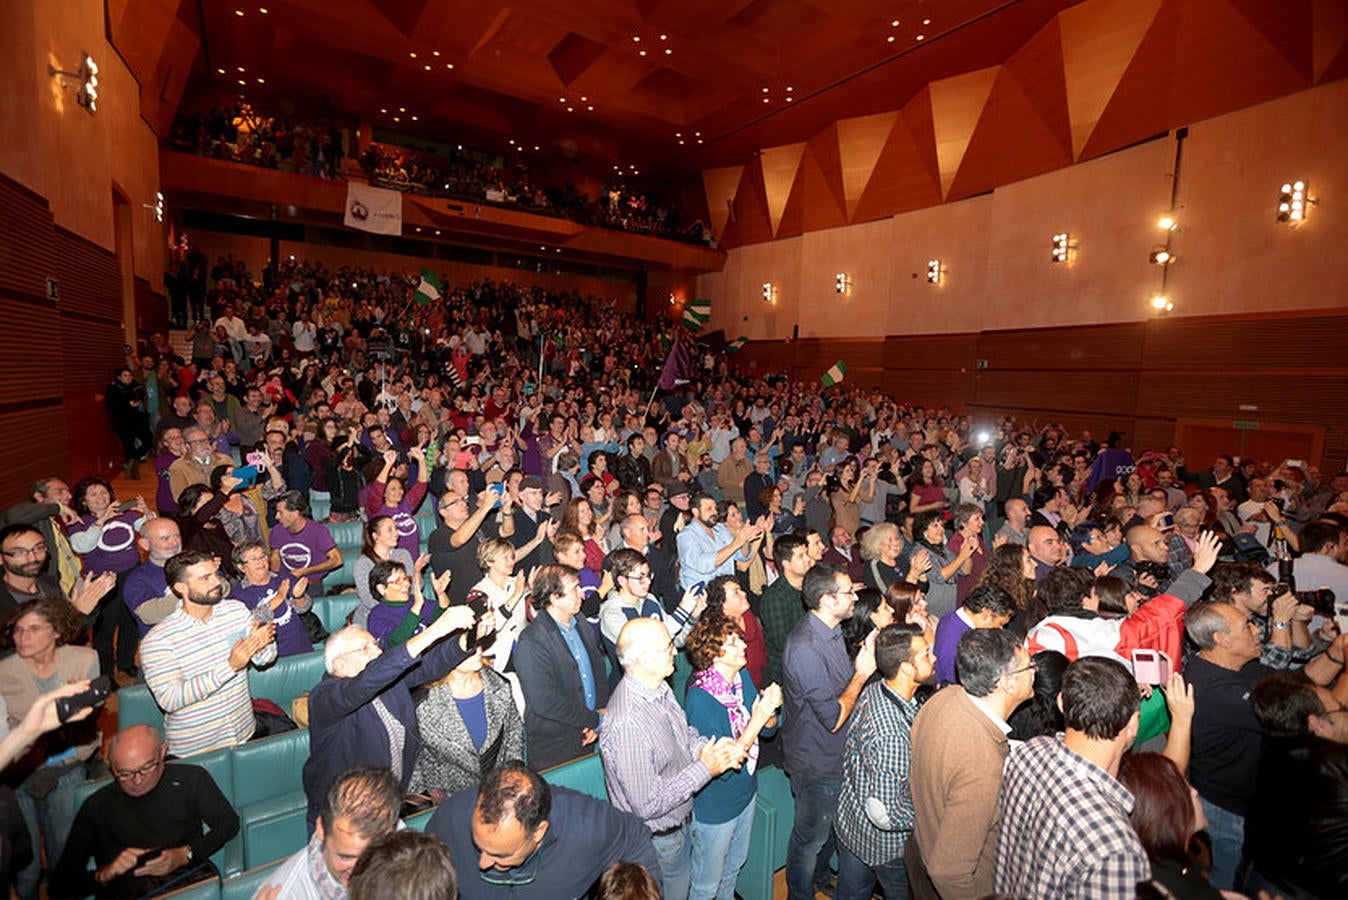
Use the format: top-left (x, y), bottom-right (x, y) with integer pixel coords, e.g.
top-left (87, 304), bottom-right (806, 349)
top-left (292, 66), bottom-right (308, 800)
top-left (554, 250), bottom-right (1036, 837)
top-left (268, 491), bottom-right (341, 595)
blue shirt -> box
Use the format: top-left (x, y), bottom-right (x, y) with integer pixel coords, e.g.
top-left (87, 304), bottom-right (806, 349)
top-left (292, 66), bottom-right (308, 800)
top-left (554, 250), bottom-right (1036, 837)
top-left (558, 616), bottom-right (599, 713)
top-left (677, 521), bottom-right (751, 590)
top-left (782, 613), bottom-right (854, 779)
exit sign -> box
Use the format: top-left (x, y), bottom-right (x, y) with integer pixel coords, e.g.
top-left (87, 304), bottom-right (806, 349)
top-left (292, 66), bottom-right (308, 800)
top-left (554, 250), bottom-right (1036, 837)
top-left (1233, 420), bottom-right (1259, 430)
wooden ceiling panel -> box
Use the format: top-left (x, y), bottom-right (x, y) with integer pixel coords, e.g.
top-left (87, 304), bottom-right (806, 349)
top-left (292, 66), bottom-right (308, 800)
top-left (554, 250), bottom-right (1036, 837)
top-left (1078, 0), bottom-right (1178, 160)
top-left (947, 67), bottom-right (1074, 201)
top-left (759, 142), bottom-right (807, 236)
top-left (1003, 16), bottom-right (1073, 159)
top-left (549, 33), bottom-right (608, 86)
top-left (373, 0), bottom-right (431, 38)
top-left (1228, 0), bottom-right (1314, 80)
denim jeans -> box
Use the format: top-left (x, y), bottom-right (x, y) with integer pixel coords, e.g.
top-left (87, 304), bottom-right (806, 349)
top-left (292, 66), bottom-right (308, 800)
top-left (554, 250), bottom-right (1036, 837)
top-left (1199, 796), bottom-right (1245, 890)
top-left (785, 775), bottom-right (841, 900)
top-left (836, 840), bottom-right (909, 900)
top-left (690, 799), bottom-right (756, 900)
top-left (14, 763), bottom-right (85, 900)
top-left (651, 823), bottom-right (693, 900)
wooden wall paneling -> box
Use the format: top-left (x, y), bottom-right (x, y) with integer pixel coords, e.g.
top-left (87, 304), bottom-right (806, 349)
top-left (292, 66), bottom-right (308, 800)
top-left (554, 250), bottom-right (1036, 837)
top-left (978, 322), bottom-right (1148, 370)
top-left (1141, 314), bottom-right (1348, 370)
top-left (0, 299), bottom-right (63, 403)
top-left (720, 156), bottom-right (773, 249)
top-left (54, 229), bottom-right (123, 323)
top-left (884, 371), bottom-right (979, 408)
top-left (774, 127), bottom-right (847, 239)
top-left (135, 277), bottom-right (170, 335)
top-left (0, 177), bottom-right (59, 299)
top-left (850, 89), bottom-right (943, 225)
top-left (974, 370), bottom-right (1142, 412)
top-left (1136, 372), bottom-right (1348, 424)
top-left (882, 334), bottom-right (981, 371)
top-left (0, 407), bottom-right (71, 503)
top-left (968, 404), bottom-right (1140, 441)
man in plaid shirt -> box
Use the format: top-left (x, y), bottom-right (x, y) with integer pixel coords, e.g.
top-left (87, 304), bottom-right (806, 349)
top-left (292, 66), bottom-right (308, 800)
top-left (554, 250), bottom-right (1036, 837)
top-left (834, 624), bottom-right (935, 900)
top-left (994, 656), bottom-right (1150, 899)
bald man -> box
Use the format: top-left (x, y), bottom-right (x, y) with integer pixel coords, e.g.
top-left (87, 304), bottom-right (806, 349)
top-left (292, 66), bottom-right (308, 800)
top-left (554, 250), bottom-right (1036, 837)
top-left (122, 518), bottom-right (184, 637)
top-left (600, 618), bottom-right (746, 900)
top-left (51, 724), bottom-right (237, 898)
top-left (1026, 525), bottom-right (1065, 580)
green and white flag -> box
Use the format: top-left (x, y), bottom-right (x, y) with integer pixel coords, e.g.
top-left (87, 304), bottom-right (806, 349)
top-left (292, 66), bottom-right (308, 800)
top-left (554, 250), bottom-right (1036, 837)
top-left (683, 298), bottom-right (711, 331)
top-left (820, 359), bottom-right (847, 387)
top-left (726, 336), bottom-right (748, 352)
top-left (413, 268), bottom-right (443, 306)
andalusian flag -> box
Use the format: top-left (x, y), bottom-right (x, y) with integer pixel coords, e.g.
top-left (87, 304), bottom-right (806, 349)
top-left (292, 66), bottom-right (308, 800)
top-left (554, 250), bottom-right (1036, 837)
top-left (820, 359), bottom-right (847, 387)
top-left (683, 298), bottom-right (711, 331)
top-left (413, 268), bottom-right (443, 306)
top-left (726, 336), bottom-right (748, 353)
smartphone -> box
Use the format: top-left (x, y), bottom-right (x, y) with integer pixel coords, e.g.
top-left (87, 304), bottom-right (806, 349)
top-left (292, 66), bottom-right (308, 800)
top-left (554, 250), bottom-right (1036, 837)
top-left (232, 465), bottom-right (259, 488)
top-left (1159, 513), bottom-right (1174, 529)
top-left (691, 581), bottom-right (706, 595)
top-left (245, 450), bottom-right (267, 467)
top-left (1131, 649), bottom-right (1171, 685)
top-left (116, 500), bottom-right (138, 513)
top-left (56, 675), bottom-right (112, 723)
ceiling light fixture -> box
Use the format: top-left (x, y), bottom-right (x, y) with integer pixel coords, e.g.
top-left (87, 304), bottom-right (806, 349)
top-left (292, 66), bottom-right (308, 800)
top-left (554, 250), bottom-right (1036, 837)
top-left (1157, 214), bottom-right (1177, 231)
top-left (1148, 248), bottom-right (1174, 265)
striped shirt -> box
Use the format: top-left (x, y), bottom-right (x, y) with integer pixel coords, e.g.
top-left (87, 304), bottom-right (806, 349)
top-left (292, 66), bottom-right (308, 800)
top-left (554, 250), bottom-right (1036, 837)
top-left (141, 600), bottom-right (276, 757)
top-left (836, 681), bottom-right (919, 866)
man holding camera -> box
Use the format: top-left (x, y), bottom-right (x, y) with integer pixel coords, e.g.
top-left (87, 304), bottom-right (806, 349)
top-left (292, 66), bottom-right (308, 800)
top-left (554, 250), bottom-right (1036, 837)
top-left (1209, 562), bottom-right (1322, 669)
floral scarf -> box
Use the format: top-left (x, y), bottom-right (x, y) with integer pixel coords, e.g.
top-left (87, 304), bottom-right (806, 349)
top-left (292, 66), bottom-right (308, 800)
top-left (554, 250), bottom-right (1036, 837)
top-left (688, 666), bottom-right (757, 775)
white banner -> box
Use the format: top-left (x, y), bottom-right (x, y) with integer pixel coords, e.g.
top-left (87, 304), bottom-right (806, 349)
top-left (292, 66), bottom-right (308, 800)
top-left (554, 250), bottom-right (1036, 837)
top-left (343, 183), bottom-right (403, 235)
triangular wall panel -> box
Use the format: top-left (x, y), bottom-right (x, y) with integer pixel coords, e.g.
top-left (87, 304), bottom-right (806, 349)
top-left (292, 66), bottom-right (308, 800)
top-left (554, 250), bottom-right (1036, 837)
top-left (1312, 0), bottom-right (1348, 81)
top-left (1079, 0), bottom-right (1180, 159)
top-left (775, 128), bottom-right (847, 239)
top-left (1059, 0), bottom-right (1164, 159)
top-left (702, 165), bottom-right (744, 241)
top-left (850, 89), bottom-right (943, 224)
top-left (719, 156), bottom-right (773, 249)
top-left (1228, 0), bottom-right (1314, 80)
top-left (947, 68), bottom-right (1075, 201)
top-left (928, 67), bottom-right (999, 198)
top-left (1003, 16), bottom-right (1074, 161)
top-left (759, 142), bottom-right (806, 237)
top-left (836, 112), bottom-right (897, 220)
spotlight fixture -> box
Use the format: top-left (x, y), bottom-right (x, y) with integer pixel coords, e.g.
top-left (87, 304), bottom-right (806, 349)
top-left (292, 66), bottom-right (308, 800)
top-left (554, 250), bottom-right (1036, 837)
top-left (1150, 294), bottom-right (1173, 313)
top-left (1148, 248), bottom-right (1175, 265)
top-left (149, 191), bottom-right (165, 223)
top-left (927, 259), bottom-right (943, 284)
top-left (1156, 214), bottom-right (1177, 231)
top-left (762, 282), bottom-right (776, 303)
top-left (48, 52), bottom-right (99, 114)
top-left (834, 273), bottom-right (851, 295)
top-left (1277, 181), bottom-right (1312, 222)
top-left (1050, 233), bottom-right (1071, 263)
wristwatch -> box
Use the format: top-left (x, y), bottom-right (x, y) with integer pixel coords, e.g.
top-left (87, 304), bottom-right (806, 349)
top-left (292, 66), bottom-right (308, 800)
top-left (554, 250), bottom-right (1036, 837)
top-left (1272, 620), bottom-right (1291, 630)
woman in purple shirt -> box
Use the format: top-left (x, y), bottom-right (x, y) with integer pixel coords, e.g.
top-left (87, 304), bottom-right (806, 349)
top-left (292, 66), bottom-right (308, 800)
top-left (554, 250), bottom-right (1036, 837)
top-left (364, 446), bottom-right (430, 560)
top-left (228, 540), bottom-right (314, 657)
top-left (154, 427), bottom-right (187, 515)
top-left (68, 477), bottom-right (154, 676)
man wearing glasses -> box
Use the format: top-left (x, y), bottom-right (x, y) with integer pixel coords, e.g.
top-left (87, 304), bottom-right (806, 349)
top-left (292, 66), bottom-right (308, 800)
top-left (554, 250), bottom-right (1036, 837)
top-left (780, 565), bottom-right (878, 900)
top-left (429, 761), bottom-right (660, 899)
top-left (167, 426), bottom-right (234, 505)
top-left (906, 629), bottom-right (1035, 899)
top-left (50, 724), bottom-right (237, 898)
top-left (0, 524), bottom-right (110, 625)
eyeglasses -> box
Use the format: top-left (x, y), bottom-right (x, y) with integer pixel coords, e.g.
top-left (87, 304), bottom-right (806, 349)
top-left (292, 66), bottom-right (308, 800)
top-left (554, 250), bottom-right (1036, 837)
top-left (626, 571), bottom-right (652, 581)
top-left (112, 755), bottom-right (163, 782)
top-left (1005, 661), bottom-right (1040, 678)
top-left (239, 555), bottom-right (268, 566)
top-left (2, 543), bottom-right (48, 558)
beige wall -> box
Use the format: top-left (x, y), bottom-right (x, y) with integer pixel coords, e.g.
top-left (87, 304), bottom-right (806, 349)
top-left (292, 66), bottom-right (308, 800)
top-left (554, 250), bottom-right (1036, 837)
top-left (0, 0), bottom-right (166, 286)
top-left (698, 81), bottom-right (1348, 338)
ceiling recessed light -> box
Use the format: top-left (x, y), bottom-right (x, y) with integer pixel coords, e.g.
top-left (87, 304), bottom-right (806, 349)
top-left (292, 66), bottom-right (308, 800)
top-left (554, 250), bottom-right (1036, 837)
top-left (638, 50), bottom-right (646, 56)
top-left (887, 35), bottom-right (895, 42)
top-left (694, 131), bottom-right (700, 136)
top-left (697, 139), bottom-right (703, 144)
top-left (785, 96), bottom-right (792, 102)
top-left (446, 63), bottom-right (454, 69)
top-left (423, 64), bottom-right (431, 70)
top-left (259, 6), bottom-right (268, 13)
top-left (566, 107), bottom-right (573, 112)
top-left (409, 52), bottom-right (417, 58)
top-left (380, 108), bottom-right (387, 113)
top-left (660, 34), bottom-right (667, 40)
top-left (235, 9), bottom-right (244, 16)
top-left (762, 87), bottom-right (769, 93)
top-left (586, 105), bottom-right (593, 111)
top-left (916, 34), bottom-right (925, 41)
top-left (411, 115), bottom-right (418, 120)
top-left (393, 116), bottom-right (400, 122)
top-left (632, 36), bottom-right (640, 42)
top-left (257, 77), bottom-right (265, 83)
top-left (217, 67), bottom-right (226, 74)
top-left (432, 50), bottom-right (440, 56)
top-left (923, 18), bottom-right (931, 25)
top-left (237, 66), bottom-right (245, 72)
top-left (237, 79), bottom-right (245, 85)
top-left (533, 145), bottom-right (540, 150)
top-left (762, 97), bottom-right (769, 103)
top-left (559, 96), bottom-right (566, 102)
top-left (786, 86), bottom-right (793, 92)
top-left (664, 48), bottom-right (672, 55)
top-left (398, 106), bottom-right (405, 112)
top-left (678, 140), bottom-right (684, 145)
top-left (891, 19), bottom-right (899, 27)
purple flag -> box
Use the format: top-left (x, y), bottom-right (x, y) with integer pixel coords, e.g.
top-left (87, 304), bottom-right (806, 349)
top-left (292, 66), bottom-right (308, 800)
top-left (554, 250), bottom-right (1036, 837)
top-left (657, 337), bottom-right (695, 391)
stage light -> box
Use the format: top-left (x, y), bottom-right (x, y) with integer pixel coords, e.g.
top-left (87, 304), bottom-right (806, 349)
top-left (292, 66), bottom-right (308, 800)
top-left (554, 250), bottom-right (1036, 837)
top-left (1277, 180), bottom-right (1311, 222)
top-left (927, 259), bottom-right (943, 284)
top-left (48, 52), bottom-right (99, 115)
top-left (1051, 233), bottom-right (1071, 263)
top-left (1148, 248), bottom-right (1174, 265)
top-left (834, 273), bottom-right (851, 295)
top-left (762, 282), bottom-right (776, 303)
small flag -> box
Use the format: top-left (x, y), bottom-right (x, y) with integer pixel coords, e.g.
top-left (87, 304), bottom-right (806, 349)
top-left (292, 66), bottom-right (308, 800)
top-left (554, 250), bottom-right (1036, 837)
top-left (658, 332), bottom-right (671, 350)
top-left (726, 336), bottom-right (748, 353)
top-left (683, 298), bottom-right (711, 331)
top-left (413, 268), bottom-right (443, 306)
top-left (820, 359), bottom-right (847, 387)
top-left (657, 335), bottom-right (696, 391)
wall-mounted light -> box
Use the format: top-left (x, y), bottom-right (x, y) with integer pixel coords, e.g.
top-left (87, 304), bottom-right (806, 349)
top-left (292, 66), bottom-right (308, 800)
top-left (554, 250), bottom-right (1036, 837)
top-left (762, 282), bottom-right (776, 303)
top-left (1148, 248), bottom-right (1175, 265)
top-left (1277, 181), bottom-right (1314, 222)
top-left (1150, 294), bottom-right (1173, 313)
top-left (926, 259), bottom-right (943, 284)
top-left (1050, 232), bottom-right (1071, 263)
top-left (48, 52), bottom-right (99, 115)
top-left (834, 273), bottom-right (851, 295)
top-left (1157, 214), bottom-right (1177, 231)
top-left (143, 191), bottom-right (165, 223)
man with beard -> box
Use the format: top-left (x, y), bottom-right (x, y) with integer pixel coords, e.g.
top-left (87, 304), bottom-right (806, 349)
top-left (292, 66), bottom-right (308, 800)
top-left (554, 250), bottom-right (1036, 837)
top-left (676, 493), bottom-right (761, 591)
top-left (140, 551), bottom-right (277, 757)
top-left (167, 426), bottom-right (235, 503)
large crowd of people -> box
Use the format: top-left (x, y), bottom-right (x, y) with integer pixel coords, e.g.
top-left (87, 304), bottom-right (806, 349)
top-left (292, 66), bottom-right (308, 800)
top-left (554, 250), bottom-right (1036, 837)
top-left (3, 252), bottom-right (1347, 899)
top-left (166, 102), bottom-right (714, 245)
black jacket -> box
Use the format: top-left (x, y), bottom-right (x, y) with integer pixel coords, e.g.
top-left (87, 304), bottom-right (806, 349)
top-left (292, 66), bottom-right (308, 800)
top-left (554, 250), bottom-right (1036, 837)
top-left (511, 610), bottom-right (609, 771)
